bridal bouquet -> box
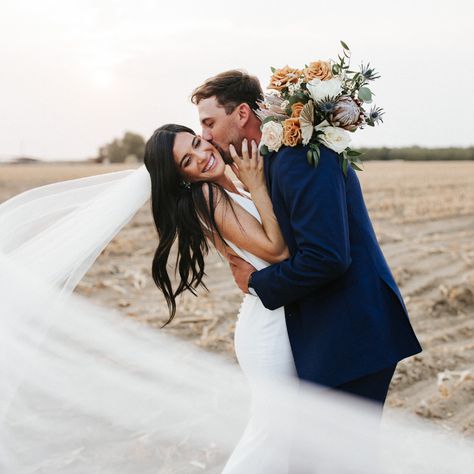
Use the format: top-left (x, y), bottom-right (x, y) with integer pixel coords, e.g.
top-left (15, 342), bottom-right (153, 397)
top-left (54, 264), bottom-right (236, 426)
top-left (256, 41), bottom-right (384, 175)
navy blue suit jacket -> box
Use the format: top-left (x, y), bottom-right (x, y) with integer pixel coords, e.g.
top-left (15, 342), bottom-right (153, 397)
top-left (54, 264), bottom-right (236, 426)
top-left (251, 144), bottom-right (422, 387)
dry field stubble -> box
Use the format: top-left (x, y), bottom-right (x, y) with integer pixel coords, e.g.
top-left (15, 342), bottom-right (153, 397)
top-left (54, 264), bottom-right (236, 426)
top-left (1, 160), bottom-right (474, 435)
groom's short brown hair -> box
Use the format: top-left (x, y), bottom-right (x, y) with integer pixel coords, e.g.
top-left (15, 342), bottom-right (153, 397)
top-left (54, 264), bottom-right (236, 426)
top-left (191, 70), bottom-right (263, 114)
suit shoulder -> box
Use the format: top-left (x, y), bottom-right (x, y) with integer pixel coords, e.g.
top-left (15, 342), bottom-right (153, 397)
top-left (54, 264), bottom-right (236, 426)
top-left (275, 144), bottom-right (340, 173)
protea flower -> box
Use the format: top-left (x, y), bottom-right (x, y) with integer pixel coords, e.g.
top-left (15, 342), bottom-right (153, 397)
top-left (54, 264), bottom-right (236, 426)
top-left (255, 93), bottom-right (289, 121)
top-left (329, 96), bottom-right (364, 132)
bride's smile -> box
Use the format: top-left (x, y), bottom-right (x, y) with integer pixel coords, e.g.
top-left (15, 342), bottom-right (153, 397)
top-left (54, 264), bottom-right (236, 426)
top-left (173, 132), bottom-right (226, 182)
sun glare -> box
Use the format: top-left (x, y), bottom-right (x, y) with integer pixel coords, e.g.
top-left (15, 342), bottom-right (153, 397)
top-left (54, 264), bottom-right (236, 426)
top-left (91, 70), bottom-right (114, 88)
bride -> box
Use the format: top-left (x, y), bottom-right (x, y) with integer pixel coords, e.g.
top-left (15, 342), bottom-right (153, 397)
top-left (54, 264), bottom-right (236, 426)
top-left (143, 123), bottom-right (297, 472)
top-left (0, 121), bottom-right (299, 472)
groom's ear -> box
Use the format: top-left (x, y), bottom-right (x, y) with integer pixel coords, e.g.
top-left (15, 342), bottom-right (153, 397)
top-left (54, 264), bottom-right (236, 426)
top-left (236, 103), bottom-right (252, 128)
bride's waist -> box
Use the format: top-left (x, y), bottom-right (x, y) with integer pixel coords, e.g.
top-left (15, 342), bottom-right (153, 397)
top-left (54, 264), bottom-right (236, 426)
top-left (237, 293), bottom-right (283, 319)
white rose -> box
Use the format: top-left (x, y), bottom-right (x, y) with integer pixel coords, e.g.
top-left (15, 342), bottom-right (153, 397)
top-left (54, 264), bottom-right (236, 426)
top-left (261, 121), bottom-right (284, 152)
top-left (307, 77), bottom-right (342, 102)
top-left (317, 126), bottom-right (351, 154)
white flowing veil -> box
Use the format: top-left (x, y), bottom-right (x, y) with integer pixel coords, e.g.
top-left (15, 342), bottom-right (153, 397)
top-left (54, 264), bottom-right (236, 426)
top-left (0, 165), bottom-right (151, 293)
top-left (0, 165), bottom-right (473, 473)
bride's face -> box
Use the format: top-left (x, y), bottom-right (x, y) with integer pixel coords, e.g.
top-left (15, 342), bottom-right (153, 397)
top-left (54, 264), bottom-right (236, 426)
top-left (173, 132), bottom-right (226, 183)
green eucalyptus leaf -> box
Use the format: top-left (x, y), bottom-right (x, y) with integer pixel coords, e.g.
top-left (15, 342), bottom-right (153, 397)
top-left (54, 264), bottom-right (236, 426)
top-left (340, 40), bottom-right (350, 50)
top-left (314, 144), bottom-right (321, 159)
top-left (342, 158), bottom-right (349, 177)
top-left (358, 87), bottom-right (373, 103)
top-left (307, 150), bottom-right (315, 166)
top-left (351, 162), bottom-right (363, 171)
top-left (261, 116), bottom-right (278, 125)
top-left (260, 144), bottom-right (269, 155)
top-left (347, 150), bottom-right (362, 157)
top-left (271, 67), bottom-right (276, 73)
top-left (288, 93), bottom-right (307, 106)
top-left (312, 148), bottom-right (320, 168)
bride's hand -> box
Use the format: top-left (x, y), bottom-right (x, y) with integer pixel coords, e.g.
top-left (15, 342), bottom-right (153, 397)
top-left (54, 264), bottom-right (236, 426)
top-left (229, 139), bottom-right (265, 192)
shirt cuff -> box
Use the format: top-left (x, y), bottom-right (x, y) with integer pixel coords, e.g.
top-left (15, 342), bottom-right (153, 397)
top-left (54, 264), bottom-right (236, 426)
top-left (247, 271), bottom-right (258, 296)
top-left (248, 286), bottom-right (258, 297)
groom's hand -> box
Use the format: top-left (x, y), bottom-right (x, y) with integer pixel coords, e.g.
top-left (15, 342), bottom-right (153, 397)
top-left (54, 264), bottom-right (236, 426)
top-left (228, 255), bottom-right (256, 294)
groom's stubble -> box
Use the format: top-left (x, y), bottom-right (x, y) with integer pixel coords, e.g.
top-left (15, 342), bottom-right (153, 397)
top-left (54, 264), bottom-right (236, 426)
top-left (211, 121), bottom-right (262, 166)
top-left (214, 139), bottom-right (243, 165)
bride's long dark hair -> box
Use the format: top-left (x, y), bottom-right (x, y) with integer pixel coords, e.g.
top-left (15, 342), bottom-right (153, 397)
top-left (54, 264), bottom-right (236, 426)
top-left (144, 124), bottom-right (235, 327)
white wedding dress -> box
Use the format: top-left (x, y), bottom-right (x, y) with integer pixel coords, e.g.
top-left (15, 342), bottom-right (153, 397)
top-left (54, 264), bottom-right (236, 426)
top-left (221, 190), bottom-right (298, 474)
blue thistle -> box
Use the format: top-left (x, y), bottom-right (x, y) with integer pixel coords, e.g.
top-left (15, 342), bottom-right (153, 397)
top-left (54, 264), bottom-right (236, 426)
top-left (360, 62), bottom-right (381, 82)
top-left (366, 105), bottom-right (385, 126)
top-left (317, 97), bottom-right (337, 114)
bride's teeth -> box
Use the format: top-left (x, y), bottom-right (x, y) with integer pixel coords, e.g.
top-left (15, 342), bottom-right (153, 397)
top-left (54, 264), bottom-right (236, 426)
top-left (204, 156), bottom-right (215, 172)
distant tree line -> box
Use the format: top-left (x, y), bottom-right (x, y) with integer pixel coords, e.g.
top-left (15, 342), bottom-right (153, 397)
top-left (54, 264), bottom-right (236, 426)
top-left (97, 132), bottom-right (145, 163)
top-left (358, 146), bottom-right (474, 161)
top-left (96, 133), bottom-right (473, 163)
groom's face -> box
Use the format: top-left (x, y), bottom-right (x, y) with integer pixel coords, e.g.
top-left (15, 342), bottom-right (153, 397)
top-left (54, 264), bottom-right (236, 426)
top-left (197, 97), bottom-right (242, 164)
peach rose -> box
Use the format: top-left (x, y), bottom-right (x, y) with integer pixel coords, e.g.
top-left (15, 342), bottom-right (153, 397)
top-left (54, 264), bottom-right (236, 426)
top-left (304, 61), bottom-right (333, 82)
top-left (282, 118), bottom-right (302, 147)
top-left (290, 102), bottom-right (305, 118)
top-left (268, 66), bottom-right (303, 91)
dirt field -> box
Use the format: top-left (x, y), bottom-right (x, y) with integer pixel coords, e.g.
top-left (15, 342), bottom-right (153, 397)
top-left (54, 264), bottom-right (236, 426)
top-left (1, 160), bottom-right (473, 437)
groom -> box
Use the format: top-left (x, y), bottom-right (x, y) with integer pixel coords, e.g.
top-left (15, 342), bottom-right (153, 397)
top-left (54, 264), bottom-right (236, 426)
top-left (191, 70), bottom-right (422, 404)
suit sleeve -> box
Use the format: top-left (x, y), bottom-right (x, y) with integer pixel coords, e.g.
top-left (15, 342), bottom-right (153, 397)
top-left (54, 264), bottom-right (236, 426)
top-left (250, 145), bottom-right (351, 310)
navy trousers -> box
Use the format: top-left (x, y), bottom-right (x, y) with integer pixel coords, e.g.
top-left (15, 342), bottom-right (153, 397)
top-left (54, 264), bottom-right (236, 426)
top-left (334, 365), bottom-right (397, 405)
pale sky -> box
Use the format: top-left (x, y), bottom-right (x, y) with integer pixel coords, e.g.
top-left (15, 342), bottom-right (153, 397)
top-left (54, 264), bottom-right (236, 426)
top-left (0, 0), bottom-right (473, 161)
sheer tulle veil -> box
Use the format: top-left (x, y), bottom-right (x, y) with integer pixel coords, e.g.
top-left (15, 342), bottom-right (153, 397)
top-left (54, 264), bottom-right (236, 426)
top-left (0, 165), bottom-right (473, 473)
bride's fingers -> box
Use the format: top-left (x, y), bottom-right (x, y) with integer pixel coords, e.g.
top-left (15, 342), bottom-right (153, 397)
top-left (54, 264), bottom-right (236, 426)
top-left (251, 140), bottom-right (258, 159)
top-left (241, 138), bottom-right (249, 161)
top-left (257, 151), bottom-right (263, 171)
top-left (229, 144), bottom-right (241, 164)
top-left (251, 140), bottom-right (259, 170)
top-left (230, 163), bottom-right (241, 179)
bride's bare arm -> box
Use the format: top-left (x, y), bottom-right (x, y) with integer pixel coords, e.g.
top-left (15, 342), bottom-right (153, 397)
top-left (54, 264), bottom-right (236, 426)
top-left (203, 140), bottom-right (289, 264)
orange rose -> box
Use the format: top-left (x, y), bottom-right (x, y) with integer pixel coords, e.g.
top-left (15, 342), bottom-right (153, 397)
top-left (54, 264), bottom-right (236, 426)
top-left (282, 118), bottom-right (302, 147)
top-left (268, 66), bottom-right (303, 91)
top-left (304, 61), bottom-right (333, 82)
top-left (291, 102), bottom-right (305, 118)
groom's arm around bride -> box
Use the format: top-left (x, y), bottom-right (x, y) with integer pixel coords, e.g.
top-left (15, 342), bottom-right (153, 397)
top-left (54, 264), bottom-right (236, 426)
top-left (249, 144), bottom-right (351, 309)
